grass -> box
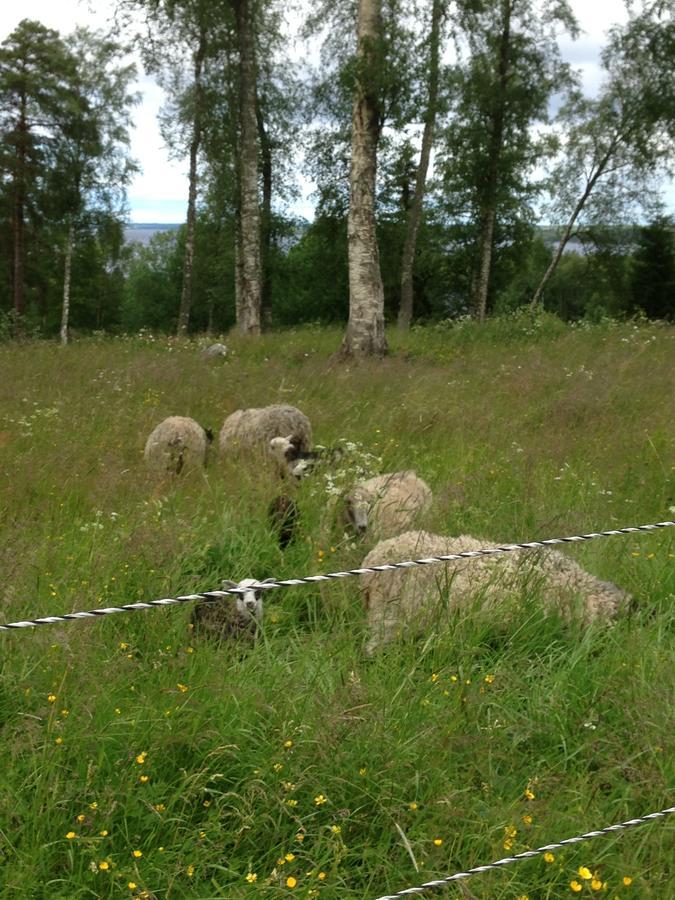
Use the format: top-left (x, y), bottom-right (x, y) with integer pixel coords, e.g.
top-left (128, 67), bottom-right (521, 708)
top-left (0, 314), bottom-right (673, 899)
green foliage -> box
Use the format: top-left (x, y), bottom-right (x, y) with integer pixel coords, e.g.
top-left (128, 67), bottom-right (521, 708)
top-left (0, 324), bottom-right (673, 896)
top-left (630, 218), bottom-right (675, 320)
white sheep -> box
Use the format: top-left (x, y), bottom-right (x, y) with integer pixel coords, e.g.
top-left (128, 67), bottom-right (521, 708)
top-left (360, 531), bottom-right (631, 654)
top-left (144, 416), bottom-right (213, 475)
top-left (219, 405), bottom-right (312, 461)
top-left (203, 343), bottom-right (228, 358)
top-left (344, 471), bottom-right (432, 540)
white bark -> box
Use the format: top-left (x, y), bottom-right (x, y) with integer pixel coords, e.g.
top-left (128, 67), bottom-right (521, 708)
top-left (60, 217), bottom-right (75, 346)
top-left (340, 0), bottom-right (387, 358)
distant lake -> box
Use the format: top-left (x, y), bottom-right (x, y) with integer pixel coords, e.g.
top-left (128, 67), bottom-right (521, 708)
top-left (124, 224), bottom-right (180, 246)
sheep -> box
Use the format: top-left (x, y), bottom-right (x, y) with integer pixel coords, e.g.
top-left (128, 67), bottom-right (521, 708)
top-left (360, 531), bottom-right (631, 655)
top-left (219, 405), bottom-right (312, 462)
top-left (344, 471), bottom-right (433, 540)
top-left (270, 434), bottom-right (345, 480)
top-left (144, 416), bottom-right (213, 475)
top-left (191, 578), bottom-right (273, 644)
top-left (203, 343), bottom-right (228, 358)
top-left (268, 494), bottom-right (300, 549)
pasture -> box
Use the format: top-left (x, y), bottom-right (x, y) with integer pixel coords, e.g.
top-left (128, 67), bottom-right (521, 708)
top-left (0, 315), bottom-right (673, 898)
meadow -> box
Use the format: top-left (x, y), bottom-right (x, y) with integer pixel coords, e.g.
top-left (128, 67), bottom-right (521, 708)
top-left (0, 314), bottom-right (673, 899)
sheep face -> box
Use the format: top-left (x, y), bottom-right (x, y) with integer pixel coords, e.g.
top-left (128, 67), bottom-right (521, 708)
top-left (224, 578), bottom-right (265, 624)
top-left (344, 493), bottom-right (369, 535)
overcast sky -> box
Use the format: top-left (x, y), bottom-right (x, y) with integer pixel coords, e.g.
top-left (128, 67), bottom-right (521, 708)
top-left (1, 0), bottom-right (673, 222)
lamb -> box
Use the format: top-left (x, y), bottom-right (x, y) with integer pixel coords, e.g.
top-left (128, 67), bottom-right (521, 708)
top-left (219, 405), bottom-right (312, 460)
top-left (144, 416), bottom-right (213, 475)
top-left (268, 494), bottom-right (300, 549)
top-left (191, 578), bottom-right (272, 644)
top-left (344, 471), bottom-right (433, 540)
top-left (270, 434), bottom-right (344, 480)
top-left (360, 531), bottom-right (631, 655)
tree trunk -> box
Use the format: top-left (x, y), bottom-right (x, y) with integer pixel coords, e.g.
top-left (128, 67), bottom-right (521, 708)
top-left (12, 90), bottom-right (28, 319)
top-left (529, 147), bottom-right (615, 311)
top-left (257, 100), bottom-right (273, 331)
top-left (60, 216), bottom-right (75, 345)
top-left (177, 29), bottom-right (207, 337)
top-left (471, 0), bottom-right (512, 322)
top-left (234, 0), bottom-right (262, 335)
top-left (339, 0), bottom-right (387, 359)
top-left (398, 0), bottom-right (443, 330)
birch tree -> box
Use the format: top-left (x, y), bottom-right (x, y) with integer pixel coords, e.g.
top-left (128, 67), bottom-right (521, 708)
top-left (339, 0), bottom-right (387, 358)
top-left (530, 3), bottom-right (675, 310)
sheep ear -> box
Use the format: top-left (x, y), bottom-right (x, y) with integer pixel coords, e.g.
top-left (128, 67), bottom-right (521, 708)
top-left (221, 579), bottom-right (238, 590)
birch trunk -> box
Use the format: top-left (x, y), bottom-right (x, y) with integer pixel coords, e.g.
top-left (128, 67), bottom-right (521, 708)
top-left (234, 0), bottom-right (262, 334)
top-left (398, 0), bottom-right (442, 330)
top-left (529, 147), bottom-right (615, 311)
top-left (340, 0), bottom-right (387, 358)
top-left (177, 29), bottom-right (206, 336)
top-left (13, 91), bottom-right (28, 319)
top-left (257, 102), bottom-right (273, 331)
top-left (60, 216), bottom-right (75, 345)
top-left (471, 0), bottom-right (512, 322)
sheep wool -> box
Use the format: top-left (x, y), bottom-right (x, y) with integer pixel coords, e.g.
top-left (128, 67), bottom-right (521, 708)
top-left (144, 416), bottom-right (210, 475)
top-left (191, 579), bottom-right (266, 644)
top-left (361, 531), bottom-right (631, 654)
top-left (345, 471), bottom-right (432, 540)
top-left (219, 404), bottom-right (312, 456)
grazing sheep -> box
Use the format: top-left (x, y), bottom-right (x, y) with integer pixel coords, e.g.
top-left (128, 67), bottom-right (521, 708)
top-left (203, 342), bottom-right (228, 358)
top-left (144, 416), bottom-right (213, 475)
top-left (219, 405), bottom-right (312, 461)
top-left (344, 471), bottom-right (432, 540)
top-left (270, 434), bottom-right (345, 480)
top-left (191, 578), bottom-right (272, 644)
top-left (360, 531), bottom-right (631, 654)
top-left (268, 494), bottom-right (300, 548)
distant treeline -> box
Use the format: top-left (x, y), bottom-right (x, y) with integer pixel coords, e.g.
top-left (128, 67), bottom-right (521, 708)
top-left (1, 4), bottom-right (674, 344)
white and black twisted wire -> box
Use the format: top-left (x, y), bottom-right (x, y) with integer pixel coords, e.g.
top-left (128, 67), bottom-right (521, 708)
top-left (1, 520), bottom-right (673, 633)
top-left (374, 806), bottom-right (675, 899)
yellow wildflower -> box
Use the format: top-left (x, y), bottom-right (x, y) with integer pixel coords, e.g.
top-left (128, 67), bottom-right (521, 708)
top-left (570, 882), bottom-right (582, 893)
top-left (100, 830), bottom-right (108, 837)
top-left (98, 861), bottom-right (109, 871)
top-left (359, 768), bottom-right (367, 776)
top-left (522, 814), bottom-right (532, 825)
top-left (61, 709), bottom-right (69, 717)
top-left (314, 794), bottom-right (327, 805)
top-left (579, 867), bottom-right (593, 880)
top-left (431, 673), bottom-right (439, 683)
top-left (133, 850), bottom-right (143, 858)
top-left (295, 833), bottom-right (305, 842)
top-left (89, 802), bottom-right (98, 810)
top-left (286, 799), bottom-right (298, 807)
top-left (623, 877), bottom-right (633, 886)
top-left (284, 739), bottom-right (293, 748)
top-left (330, 825), bottom-right (341, 834)
top-left (77, 815), bottom-right (86, 823)
top-left (55, 737), bottom-right (63, 745)
top-left (317, 872), bottom-right (326, 881)
top-left (433, 838), bottom-right (443, 846)
top-left (128, 884), bottom-right (137, 891)
top-left (409, 802), bottom-right (418, 810)
top-left (286, 876), bottom-right (297, 888)
top-left (285, 853), bottom-right (295, 862)
top-left (273, 763), bottom-right (284, 772)
top-left (176, 683), bottom-right (188, 693)
top-left (245, 873), bottom-right (257, 883)
top-left (524, 788), bottom-right (535, 800)
top-left (139, 775), bottom-right (149, 783)
top-left (450, 675), bottom-right (458, 683)
top-left (503, 839), bottom-right (514, 851)
top-left (187, 865), bottom-right (195, 876)
top-left (66, 832), bottom-right (76, 839)
top-left (484, 674), bottom-right (495, 684)
top-left (591, 879), bottom-right (603, 890)
top-left (544, 852), bottom-right (555, 863)
top-left (48, 694), bottom-right (57, 703)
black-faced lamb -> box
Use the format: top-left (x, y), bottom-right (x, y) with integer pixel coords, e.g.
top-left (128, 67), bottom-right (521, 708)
top-left (360, 530), bottom-right (631, 655)
top-left (269, 434), bottom-right (345, 480)
top-left (344, 471), bottom-right (433, 540)
top-left (144, 416), bottom-right (213, 475)
top-left (190, 578), bottom-right (272, 644)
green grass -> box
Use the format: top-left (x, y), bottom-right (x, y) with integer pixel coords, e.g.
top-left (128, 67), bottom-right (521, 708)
top-left (0, 315), bottom-right (673, 899)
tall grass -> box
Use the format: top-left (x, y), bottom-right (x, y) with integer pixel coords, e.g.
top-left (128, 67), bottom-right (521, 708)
top-left (0, 316), bottom-right (673, 898)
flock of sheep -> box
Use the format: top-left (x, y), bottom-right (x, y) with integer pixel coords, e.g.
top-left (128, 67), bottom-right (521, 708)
top-left (144, 404), bottom-right (630, 654)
